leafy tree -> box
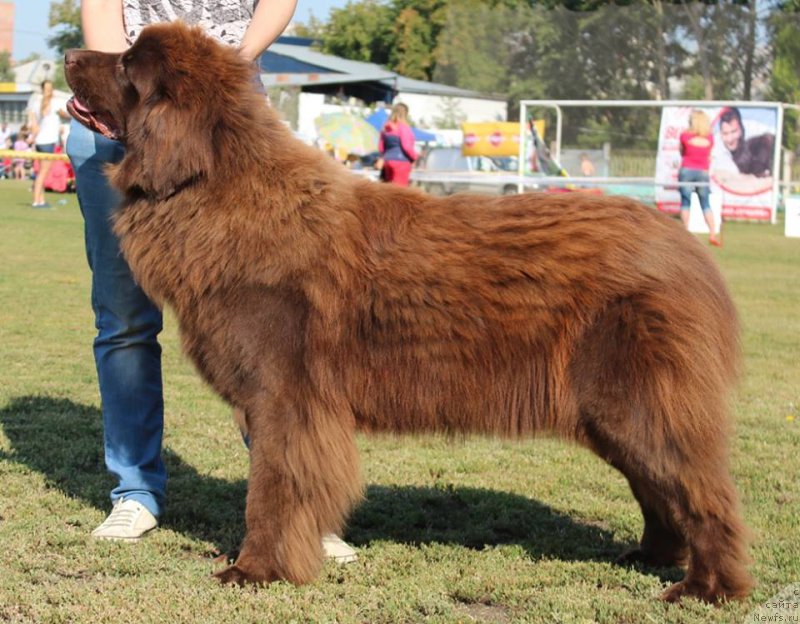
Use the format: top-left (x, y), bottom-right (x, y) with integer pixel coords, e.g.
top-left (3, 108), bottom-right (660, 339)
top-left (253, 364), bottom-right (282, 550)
top-left (680, 2), bottom-right (715, 99)
top-left (768, 9), bottom-right (800, 150)
top-left (388, 0), bottom-right (450, 80)
top-left (0, 51), bottom-right (14, 82)
top-left (504, 5), bottom-right (663, 147)
top-left (391, 7), bottom-right (435, 79)
top-left (322, 0), bottom-right (395, 64)
top-left (317, 0), bottom-right (782, 149)
top-left (434, 0), bottom-right (519, 94)
top-left (47, 0), bottom-right (83, 54)
top-left (292, 15), bottom-right (326, 39)
top-left (322, 0), bottom-right (450, 80)
top-left (43, 0), bottom-right (83, 91)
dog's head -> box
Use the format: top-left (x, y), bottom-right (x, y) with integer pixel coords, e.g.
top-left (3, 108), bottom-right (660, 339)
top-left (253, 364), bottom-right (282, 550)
top-left (65, 22), bottom-right (259, 198)
top-left (736, 134), bottom-right (775, 178)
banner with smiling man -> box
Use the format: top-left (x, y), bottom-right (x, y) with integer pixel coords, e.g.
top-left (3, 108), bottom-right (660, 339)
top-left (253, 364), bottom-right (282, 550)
top-left (655, 105), bottom-right (779, 222)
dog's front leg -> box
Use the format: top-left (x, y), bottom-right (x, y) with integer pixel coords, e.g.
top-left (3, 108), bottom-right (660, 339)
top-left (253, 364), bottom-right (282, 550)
top-left (214, 393), bottom-right (362, 586)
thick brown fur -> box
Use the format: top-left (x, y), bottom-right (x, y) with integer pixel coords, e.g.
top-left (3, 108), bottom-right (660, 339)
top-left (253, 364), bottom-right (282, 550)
top-left (64, 22), bottom-right (753, 602)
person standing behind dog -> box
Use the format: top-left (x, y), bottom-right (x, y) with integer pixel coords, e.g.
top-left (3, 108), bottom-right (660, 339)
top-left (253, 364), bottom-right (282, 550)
top-left (678, 109), bottom-right (720, 247)
top-left (27, 80), bottom-right (67, 208)
top-left (378, 103), bottom-right (418, 186)
top-left (66, 0), bottom-right (357, 563)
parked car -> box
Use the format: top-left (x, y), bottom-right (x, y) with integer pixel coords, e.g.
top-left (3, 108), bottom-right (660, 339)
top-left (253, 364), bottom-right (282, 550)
top-left (412, 147), bottom-right (526, 196)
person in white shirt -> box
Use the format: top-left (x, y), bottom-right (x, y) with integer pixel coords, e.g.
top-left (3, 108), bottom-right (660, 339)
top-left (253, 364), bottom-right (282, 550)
top-left (0, 122), bottom-right (12, 147)
top-left (27, 80), bottom-right (67, 207)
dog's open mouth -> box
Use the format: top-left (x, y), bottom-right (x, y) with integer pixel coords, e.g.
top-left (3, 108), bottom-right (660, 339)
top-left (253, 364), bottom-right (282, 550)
top-left (67, 96), bottom-right (122, 141)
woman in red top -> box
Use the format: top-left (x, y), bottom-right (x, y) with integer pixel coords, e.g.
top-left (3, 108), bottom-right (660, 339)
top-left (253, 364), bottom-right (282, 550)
top-left (378, 103), bottom-right (418, 186)
top-left (679, 110), bottom-right (720, 246)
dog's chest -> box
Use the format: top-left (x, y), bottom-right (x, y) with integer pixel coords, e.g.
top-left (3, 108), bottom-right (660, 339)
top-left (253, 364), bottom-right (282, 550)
top-left (114, 199), bottom-right (208, 305)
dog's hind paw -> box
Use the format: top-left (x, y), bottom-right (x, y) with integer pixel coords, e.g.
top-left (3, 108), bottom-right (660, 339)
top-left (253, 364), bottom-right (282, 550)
top-left (660, 580), bottom-right (730, 605)
top-left (660, 580), bottom-right (691, 603)
top-left (213, 564), bottom-right (277, 586)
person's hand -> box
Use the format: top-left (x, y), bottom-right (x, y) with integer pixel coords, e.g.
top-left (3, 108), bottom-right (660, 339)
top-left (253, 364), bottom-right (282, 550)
top-left (238, 44), bottom-right (259, 63)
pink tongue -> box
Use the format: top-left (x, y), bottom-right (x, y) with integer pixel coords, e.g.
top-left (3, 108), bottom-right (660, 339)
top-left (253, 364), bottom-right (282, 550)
top-left (70, 96), bottom-right (91, 114)
top-left (68, 97), bottom-right (118, 140)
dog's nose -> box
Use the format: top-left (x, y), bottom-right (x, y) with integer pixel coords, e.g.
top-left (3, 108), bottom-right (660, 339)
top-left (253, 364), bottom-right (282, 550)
top-left (64, 49), bottom-right (82, 66)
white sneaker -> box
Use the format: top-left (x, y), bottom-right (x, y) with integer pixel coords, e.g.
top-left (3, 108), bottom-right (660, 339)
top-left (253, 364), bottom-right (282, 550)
top-left (91, 497), bottom-right (158, 542)
top-left (322, 533), bottom-right (358, 563)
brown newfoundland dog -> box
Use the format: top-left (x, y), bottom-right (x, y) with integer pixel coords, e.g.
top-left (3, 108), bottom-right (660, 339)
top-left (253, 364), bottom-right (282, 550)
top-left (64, 22), bottom-right (752, 603)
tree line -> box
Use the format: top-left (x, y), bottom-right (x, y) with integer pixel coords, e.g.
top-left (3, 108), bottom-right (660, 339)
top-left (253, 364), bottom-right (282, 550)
top-left (44, 0), bottom-right (800, 148)
top-left (303, 0), bottom-right (800, 148)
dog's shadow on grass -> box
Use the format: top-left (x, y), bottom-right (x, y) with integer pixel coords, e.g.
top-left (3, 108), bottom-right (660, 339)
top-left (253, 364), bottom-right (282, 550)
top-left (0, 395), bottom-right (680, 580)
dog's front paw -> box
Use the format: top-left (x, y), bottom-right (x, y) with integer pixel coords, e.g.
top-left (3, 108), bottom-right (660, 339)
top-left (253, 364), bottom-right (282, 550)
top-left (213, 564), bottom-right (277, 586)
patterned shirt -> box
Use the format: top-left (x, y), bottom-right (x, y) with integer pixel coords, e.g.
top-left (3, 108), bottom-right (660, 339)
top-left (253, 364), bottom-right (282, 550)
top-left (123, 0), bottom-right (259, 47)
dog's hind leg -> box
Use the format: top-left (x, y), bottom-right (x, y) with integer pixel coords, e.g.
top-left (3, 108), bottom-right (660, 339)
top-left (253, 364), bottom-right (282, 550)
top-left (615, 475), bottom-right (688, 568)
top-left (656, 459), bottom-right (751, 604)
top-left (214, 392), bottom-right (362, 586)
top-left (650, 452), bottom-right (754, 604)
top-left (582, 415), bottom-right (753, 602)
top-left (571, 297), bottom-right (753, 603)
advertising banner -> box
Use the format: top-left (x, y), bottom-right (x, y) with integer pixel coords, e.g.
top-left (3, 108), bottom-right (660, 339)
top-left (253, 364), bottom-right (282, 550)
top-left (655, 105), bottom-right (778, 222)
top-left (462, 121), bottom-right (532, 157)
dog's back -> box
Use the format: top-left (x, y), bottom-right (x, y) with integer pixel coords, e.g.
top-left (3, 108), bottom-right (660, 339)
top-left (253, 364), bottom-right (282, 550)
top-left (317, 186), bottom-right (749, 603)
top-left (311, 187), bottom-right (738, 442)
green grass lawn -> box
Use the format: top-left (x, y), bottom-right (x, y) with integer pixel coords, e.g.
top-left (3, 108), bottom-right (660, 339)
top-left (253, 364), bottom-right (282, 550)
top-left (0, 179), bottom-right (798, 623)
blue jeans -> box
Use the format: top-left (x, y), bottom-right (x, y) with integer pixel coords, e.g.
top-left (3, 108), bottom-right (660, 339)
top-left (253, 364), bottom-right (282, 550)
top-left (678, 167), bottom-right (710, 212)
top-left (66, 120), bottom-right (166, 518)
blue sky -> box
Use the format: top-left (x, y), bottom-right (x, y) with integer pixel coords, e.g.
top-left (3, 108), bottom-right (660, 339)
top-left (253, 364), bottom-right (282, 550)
top-left (12, 0), bottom-right (349, 60)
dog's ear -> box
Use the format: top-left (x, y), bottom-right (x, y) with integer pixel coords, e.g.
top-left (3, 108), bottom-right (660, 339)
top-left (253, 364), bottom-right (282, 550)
top-left (112, 99), bottom-right (214, 199)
